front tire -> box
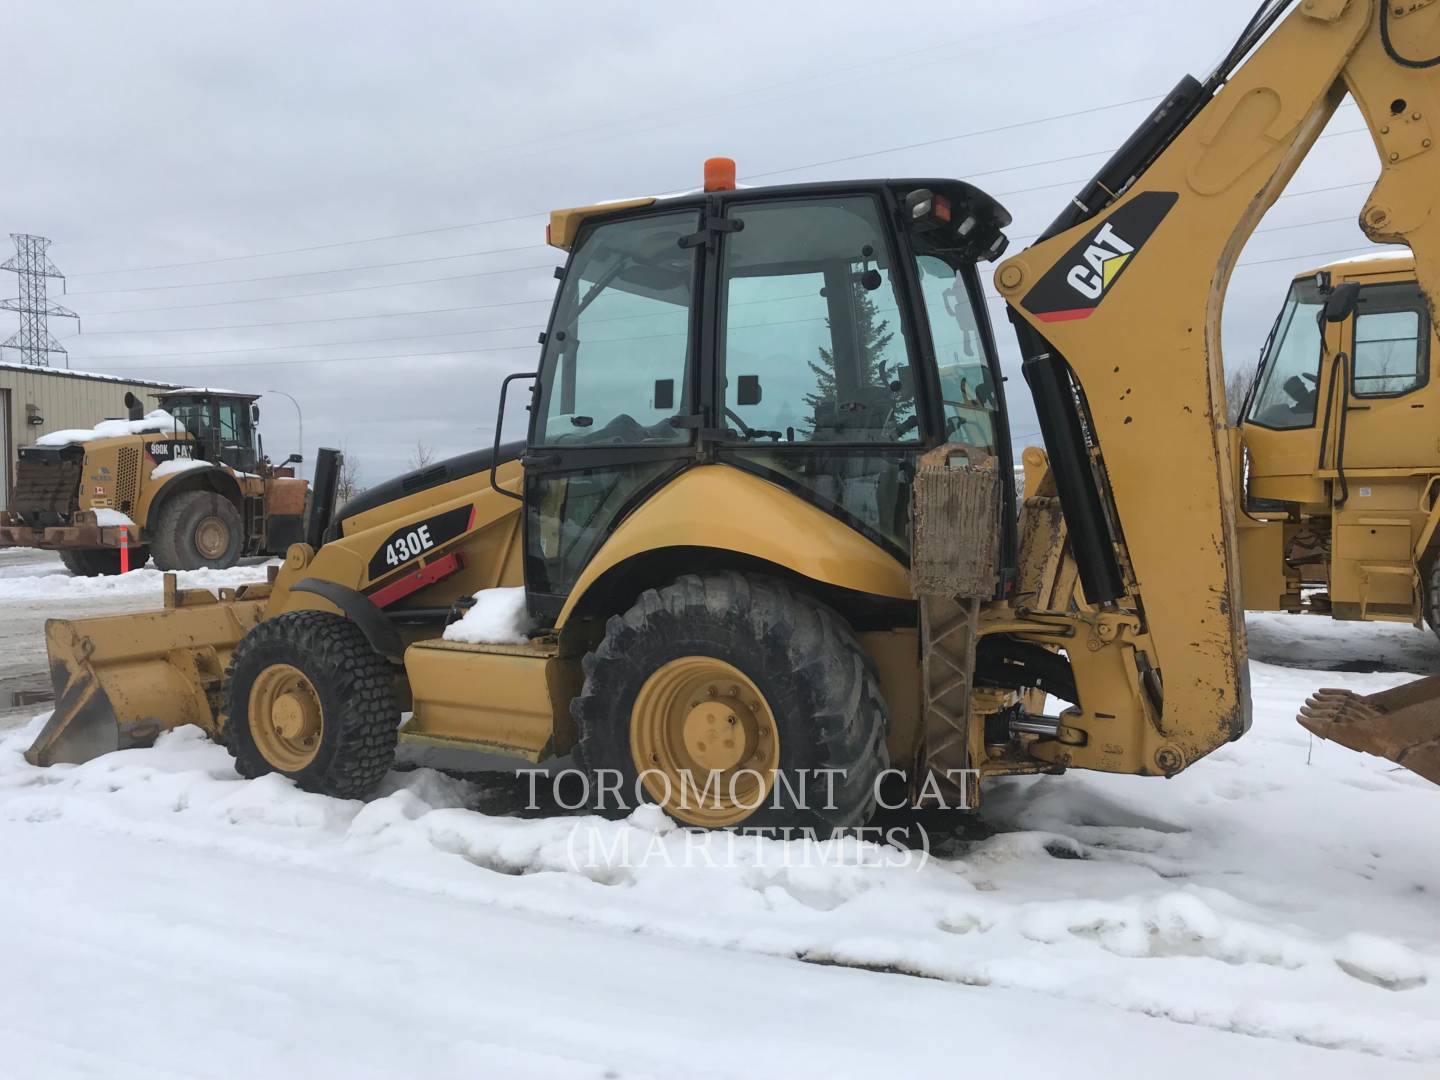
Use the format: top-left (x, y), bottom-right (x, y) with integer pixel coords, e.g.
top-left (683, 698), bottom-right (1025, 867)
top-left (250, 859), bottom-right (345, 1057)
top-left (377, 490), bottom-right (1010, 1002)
top-left (152, 491), bottom-right (243, 571)
top-left (572, 572), bottom-right (889, 834)
top-left (57, 546), bottom-right (151, 576)
top-left (223, 611), bottom-right (399, 798)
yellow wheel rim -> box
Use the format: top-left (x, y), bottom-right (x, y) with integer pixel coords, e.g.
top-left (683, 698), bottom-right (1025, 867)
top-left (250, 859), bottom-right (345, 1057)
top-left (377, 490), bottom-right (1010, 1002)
top-left (630, 656), bottom-right (779, 828)
top-left (249, 663), bottom-right (324, 772)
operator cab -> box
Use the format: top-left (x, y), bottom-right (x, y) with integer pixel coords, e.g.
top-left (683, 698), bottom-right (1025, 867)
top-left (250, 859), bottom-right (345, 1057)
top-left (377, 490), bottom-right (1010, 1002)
top-left (515, 161), bottom-right (1015, 621)
top-left (1241, 254), bottom-right (1435, 508)
top-left (155, 388), bottom-right (262, 474)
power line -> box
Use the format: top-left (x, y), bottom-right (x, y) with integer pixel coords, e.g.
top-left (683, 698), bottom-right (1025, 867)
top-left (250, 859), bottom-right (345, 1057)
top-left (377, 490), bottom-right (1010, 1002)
top-left (73, 297), bottom-right (557, 336)
top-left (74, 202), bottom-right (1385, 338)
top-left (69, 210), bottom-right (549, 278)
top-left (92, 341), bottom-right (545, 372)
top-left (70, 2), bottom-right (1145, 281)
top-left (740, 96), bottom-right (1161, 181)
top-left (69, 321), bottom-right (551, 361)
top-left (80, 260), bottom-right (556, 316)
top-left (68, 123), bottom-right (1373, 316)
top-left (66, 242), bottom-right (545, 296)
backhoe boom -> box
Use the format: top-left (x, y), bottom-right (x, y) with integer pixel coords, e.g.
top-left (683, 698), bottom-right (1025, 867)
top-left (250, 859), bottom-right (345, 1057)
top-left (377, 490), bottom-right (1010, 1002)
top-left (996, 0), bottom-right (1440, 776)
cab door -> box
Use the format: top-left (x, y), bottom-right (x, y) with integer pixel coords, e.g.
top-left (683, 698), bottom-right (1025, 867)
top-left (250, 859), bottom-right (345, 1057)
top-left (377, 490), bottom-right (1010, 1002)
top-left (708, 193), bottom-right (925, 557)
top-left (1333, 278), bottom-right (1434, 471)
top-left (1241, 277), bottom-right (1329, 507)
top-left (709, 189), bottom-right (1012, 566)
top-left (523, 208), bottom-right (703, 624)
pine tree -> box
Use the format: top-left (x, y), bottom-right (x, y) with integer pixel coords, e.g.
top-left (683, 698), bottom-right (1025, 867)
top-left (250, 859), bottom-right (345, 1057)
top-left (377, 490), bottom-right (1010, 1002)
top-left (802, 281), bottom-right (910, 437)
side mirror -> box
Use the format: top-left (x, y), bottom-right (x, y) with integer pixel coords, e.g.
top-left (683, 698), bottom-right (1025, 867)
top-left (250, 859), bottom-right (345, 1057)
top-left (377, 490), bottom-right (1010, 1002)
top-left (251, 404), bottom-right (261, 423)
top-left (737, 375), bottom-right (763, 407)
top-left (653, 378), bottom-right (675, 411)
top-left (1325, 281), bottom-right (1361, 324)
top-left (284, 453), bottom-right (303, 466)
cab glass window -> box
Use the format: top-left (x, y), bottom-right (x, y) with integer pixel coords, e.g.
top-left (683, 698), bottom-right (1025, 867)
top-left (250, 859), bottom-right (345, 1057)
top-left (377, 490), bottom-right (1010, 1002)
top-left (534, 211), bottom-right (698, 446)
top-left (1246, 279), bottom-right (1324, 429)
top-left (1352, 283), bottom-right (1429, 397)
top-left (914, 254), bottom-right (997, 452)
top-left (168, 402), bottom-right (208, 439)
top-left (217, 402), bottom-right (243, 443)
top-left (719, 197), bottom-right (918, 444)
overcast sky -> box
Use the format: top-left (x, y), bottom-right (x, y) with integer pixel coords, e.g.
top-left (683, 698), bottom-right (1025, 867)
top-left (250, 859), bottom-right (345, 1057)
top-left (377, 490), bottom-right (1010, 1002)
top-left (2, 0), bottom-right (1389, 484)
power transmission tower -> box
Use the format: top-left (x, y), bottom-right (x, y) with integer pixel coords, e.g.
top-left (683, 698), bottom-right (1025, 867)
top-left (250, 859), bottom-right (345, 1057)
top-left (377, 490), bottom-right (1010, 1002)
top-left (1, 234), bottom-right (79, 367)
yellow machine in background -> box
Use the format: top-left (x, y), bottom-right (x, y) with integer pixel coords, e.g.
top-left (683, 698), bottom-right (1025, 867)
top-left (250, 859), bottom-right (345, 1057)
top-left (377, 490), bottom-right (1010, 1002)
top-left (1, 388), bottom-right (308, 574)
top-left (1238, 253), bottom-right (1440, 633)
top-left (20, 0), bottom-right (1440, 816)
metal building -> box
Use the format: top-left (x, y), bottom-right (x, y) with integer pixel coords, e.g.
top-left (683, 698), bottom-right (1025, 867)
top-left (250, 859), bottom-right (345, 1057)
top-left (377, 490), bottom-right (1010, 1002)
top-left (0, 363), bottom-right (178, 510)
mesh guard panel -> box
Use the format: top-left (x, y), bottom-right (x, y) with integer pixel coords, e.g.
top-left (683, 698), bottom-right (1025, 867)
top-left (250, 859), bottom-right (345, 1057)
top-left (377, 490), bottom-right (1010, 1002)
top-left (116, 447), bottom-right (139, 514)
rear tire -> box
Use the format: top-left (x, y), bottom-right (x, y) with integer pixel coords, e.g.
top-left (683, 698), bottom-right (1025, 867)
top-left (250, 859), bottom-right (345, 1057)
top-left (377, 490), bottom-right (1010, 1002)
top-left (57, 546), bottom-right (151, 576)
top-left (151, 491), bottom-right (243, 571)
top-left (572, 572), bottom-right (889, 834)
top-left (223, 611), bottom-right (399, 798)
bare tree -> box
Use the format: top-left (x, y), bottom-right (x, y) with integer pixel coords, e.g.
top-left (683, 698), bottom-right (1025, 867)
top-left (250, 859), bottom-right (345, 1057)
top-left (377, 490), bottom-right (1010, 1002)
top-left (1225, 361), bottom-right (1258, 425)
top-left (335, 448), bottom-right (363, 503)
top-left (408, 439), bottom-right (436, 471)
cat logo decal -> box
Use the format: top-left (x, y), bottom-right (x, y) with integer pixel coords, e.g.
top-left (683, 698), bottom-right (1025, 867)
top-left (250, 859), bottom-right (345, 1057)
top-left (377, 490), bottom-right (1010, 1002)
top-left (1021, 191), bottom-right (1178, 323)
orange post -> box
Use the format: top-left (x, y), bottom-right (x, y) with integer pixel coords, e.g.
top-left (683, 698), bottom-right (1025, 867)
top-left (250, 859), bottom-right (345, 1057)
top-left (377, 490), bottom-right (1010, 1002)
top-left (119, 526), bottom-right (130, 574)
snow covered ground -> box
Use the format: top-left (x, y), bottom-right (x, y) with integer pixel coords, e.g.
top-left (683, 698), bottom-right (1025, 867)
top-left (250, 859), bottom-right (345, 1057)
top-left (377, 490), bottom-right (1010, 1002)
top-left (0, 547), bottom-right (274, 603)
top-left (0, 561), bottom-right (1436, 1077)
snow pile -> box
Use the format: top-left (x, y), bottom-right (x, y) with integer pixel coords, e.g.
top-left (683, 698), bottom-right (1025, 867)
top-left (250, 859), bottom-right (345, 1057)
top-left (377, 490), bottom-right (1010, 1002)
top-left (0, 645), bottom-right (1436, 1062)
top-left (35, 409), bottom-right (179, 447)
top-left (0, 561), bottom-right (274, 599)
top-left (442, 587), bottom-right (533, 645)
top-left (151, 458), bottom-right (212, 479)
top-left (91, 508), bottom-right (136, 527)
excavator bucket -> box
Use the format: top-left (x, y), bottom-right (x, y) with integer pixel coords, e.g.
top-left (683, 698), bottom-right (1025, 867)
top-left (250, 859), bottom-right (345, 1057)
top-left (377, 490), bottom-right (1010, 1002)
top-left (24, 577), bottom-right (269, 767)
top-left (1298, 679), bottom-right (1440, 786)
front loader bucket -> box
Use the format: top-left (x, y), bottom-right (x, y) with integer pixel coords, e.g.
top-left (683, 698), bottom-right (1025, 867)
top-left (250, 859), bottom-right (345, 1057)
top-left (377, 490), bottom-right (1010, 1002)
top-left (25, 580), bottom-right (268, 767)
top-left (1298, 677), bottom-right (1440, 786)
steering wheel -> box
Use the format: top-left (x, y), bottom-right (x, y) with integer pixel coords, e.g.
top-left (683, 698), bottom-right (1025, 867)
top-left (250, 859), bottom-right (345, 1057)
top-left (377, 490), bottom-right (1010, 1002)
top-left (1282, 375), bottom-right (1318, 411)
top-left (725, 407), bottom-right (781, 441)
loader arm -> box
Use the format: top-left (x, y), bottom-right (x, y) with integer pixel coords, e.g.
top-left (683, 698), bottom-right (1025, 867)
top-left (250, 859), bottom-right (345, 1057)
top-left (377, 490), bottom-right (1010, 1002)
top-left (995, 0), bottom-right (1440, 775)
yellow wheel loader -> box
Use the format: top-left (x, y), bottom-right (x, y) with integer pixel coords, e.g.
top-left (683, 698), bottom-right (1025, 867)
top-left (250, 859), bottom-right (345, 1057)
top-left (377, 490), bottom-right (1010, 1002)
top-left (23, 0), bottom-right (1440, 818)
top-left (1238, 252), bottom-right (1440, 636)
top-left (1, 388), bottom-right (309, 574)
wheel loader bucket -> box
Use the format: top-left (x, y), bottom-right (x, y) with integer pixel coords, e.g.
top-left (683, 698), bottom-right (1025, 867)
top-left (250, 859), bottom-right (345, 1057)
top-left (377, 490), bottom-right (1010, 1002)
top-left (1298, 677), bottom-right (1440, 786)
top-left (24, 577), bottom-right (269, 767)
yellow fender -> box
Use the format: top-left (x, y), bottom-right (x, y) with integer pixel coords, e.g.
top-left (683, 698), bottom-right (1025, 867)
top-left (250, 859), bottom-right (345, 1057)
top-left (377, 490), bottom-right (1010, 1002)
top-left (557, 464), bottom-right (911, 628)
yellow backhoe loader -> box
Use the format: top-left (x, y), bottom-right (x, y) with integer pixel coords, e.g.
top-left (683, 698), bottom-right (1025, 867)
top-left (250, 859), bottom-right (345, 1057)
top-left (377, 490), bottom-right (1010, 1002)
top-left (22, 0), bottom-right (1440, 819)
top-left (1238, 251), bottom-right (1440, 634)
top-left (1, 388), bottom-right (308, 574)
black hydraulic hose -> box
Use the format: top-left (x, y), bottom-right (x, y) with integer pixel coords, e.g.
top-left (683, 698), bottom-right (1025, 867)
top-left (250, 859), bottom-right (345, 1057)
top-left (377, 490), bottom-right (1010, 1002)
top-left (1381, 3), bottom-right (1440, 69)
top-left (1315, 351), bottom-right (1351, 508)
top-left (1334, 353), bottom-right (1351, 508)
top-left (1015, 316), bottom-right (1126, 605)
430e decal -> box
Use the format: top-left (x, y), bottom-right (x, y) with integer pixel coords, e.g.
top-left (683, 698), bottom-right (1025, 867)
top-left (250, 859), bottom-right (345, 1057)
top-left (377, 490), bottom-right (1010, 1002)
top-left (367, 504), bottom-right (474, 580)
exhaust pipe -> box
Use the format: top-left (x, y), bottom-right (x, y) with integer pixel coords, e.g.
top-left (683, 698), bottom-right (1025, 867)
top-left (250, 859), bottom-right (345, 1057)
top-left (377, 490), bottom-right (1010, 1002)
top-left (306, 447), bottom-right (341, 549)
